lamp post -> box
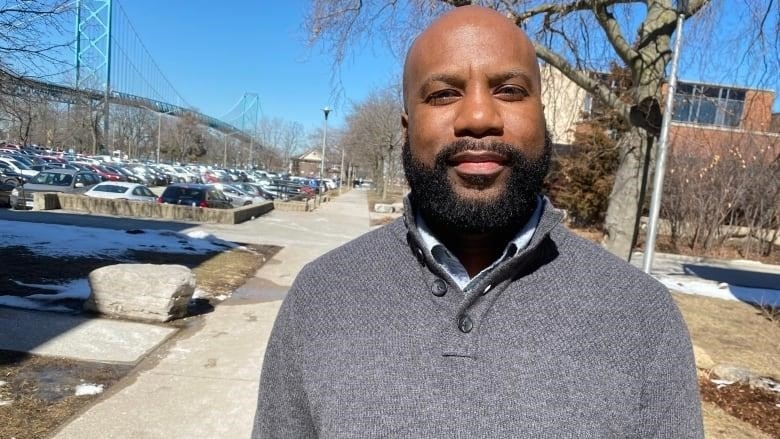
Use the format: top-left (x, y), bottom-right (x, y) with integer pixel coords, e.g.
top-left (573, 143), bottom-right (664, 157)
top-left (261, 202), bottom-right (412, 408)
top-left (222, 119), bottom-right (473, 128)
top-left (642, 1), bottom-right (687, 273)
top-left (319, 107), bottom-right (331, 188)
top-left (339, 146), bottom-right (345, 194)
top-left (139, 104), bottom-right (171, 163)
top-left (156, 112), bottom-right (162, 164)
top-left (223, 132), bottom-right (230, 168)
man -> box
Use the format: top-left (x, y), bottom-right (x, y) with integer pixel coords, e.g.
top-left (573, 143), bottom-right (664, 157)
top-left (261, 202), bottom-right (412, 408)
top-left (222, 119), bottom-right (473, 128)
top-left (253, 5), bottom-right (703, 438)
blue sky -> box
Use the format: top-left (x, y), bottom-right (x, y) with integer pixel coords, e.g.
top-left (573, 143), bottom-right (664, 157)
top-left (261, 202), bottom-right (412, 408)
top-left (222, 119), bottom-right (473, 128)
top-left (53, 0), bottom-right (778, 138)
top-left (115, 0), bottom-right (402, 133)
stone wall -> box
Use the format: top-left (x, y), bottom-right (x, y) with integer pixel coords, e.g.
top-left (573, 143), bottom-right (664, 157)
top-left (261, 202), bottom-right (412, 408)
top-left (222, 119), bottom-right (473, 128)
top-left (273, 199), bottom-right (312, 212)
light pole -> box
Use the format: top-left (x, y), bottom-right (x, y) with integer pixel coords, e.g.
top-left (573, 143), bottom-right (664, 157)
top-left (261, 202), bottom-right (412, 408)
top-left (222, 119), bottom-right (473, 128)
top-left (223, 132), bottom-right (231, 168)
top-left (319, 107), bottom-right (331, 188)
top-left (642, 1), bottom-right (687, 273)
top-left (156, 112), bottom-right (162, 164)
top-left (139, 105), bottom-right (171, 163)
top-left (339, 146), bottom-right (345, 194)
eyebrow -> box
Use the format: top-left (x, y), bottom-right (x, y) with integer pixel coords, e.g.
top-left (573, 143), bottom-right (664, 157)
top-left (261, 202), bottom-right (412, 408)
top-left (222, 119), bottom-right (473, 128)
top-left (417, 69), bottom-right (536, 98)
top-left (417, 73), bottom-right (463, 98)
top-left (490, 69), bottom-right (534, 88)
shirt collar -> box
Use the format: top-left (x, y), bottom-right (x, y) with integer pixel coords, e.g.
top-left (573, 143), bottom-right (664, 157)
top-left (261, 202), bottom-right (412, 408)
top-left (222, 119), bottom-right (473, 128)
top-left (415, 196), bottom-right (545, 289)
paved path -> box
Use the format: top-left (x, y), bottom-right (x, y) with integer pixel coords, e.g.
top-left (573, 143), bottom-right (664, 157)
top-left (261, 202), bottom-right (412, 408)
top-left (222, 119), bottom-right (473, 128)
top-left (53, 189), bottom-right (372, 439)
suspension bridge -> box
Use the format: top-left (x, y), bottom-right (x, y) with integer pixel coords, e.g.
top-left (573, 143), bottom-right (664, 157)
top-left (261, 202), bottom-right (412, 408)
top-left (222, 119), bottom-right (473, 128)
top-left (1, 0), bottom-right (261, 156)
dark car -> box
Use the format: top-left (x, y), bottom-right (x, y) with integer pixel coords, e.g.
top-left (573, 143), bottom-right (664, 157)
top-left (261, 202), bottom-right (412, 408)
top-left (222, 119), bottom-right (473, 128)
top-left (10, 169), bottom-right (101, 209)
top-left (104, 165), bottom-right (145, 184)
top-left (0, 162), bottom-right (24, 187)
top-left (156, 183), bottom-right (233, 209)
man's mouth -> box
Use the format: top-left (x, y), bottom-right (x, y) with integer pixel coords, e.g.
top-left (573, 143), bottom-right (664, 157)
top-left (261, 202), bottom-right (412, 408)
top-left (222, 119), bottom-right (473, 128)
top-left (447, 151), bottom-right (508, 176)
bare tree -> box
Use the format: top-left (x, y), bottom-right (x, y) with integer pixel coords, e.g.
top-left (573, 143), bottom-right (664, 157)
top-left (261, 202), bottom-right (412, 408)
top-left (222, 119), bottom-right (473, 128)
top-left (305, 0), bottom-right (779, 260)
top-left (279, 121), bottom-right (304, 172)
top-left (0, 93), bottom-right (36, 143)
top-left (342, 87), bottom-right (404, 200)
top-left (0, 1), bottom-right (72, 78)
top-left (166, 113), bottom-right (206, 163)
top-left (111, 106), bottom-right (155, 159)
top-left (661, 139), bottom-right (778, 258)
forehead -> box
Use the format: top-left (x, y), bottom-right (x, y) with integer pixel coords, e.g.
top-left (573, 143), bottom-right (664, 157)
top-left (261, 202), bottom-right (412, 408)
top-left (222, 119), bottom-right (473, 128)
top-left (405, 17), bottom-right (540, 92)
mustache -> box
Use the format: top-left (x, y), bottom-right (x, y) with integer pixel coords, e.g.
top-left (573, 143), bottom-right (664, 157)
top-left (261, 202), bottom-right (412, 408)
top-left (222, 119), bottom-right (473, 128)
top-left (434, 139), bottom-right (523, 167)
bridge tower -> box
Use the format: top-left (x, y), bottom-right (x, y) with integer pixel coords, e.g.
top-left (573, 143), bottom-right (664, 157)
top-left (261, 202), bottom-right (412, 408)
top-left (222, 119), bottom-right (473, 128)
top-left (239, 93), bottom-right (260, 166)
top-left (74, 0), bottom-right (113, 149)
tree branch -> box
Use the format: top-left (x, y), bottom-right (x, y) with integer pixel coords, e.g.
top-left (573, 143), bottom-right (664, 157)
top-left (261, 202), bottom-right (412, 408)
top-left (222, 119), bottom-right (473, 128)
top-left (506, 0), bottom-right (636, 24)
top-left (593, 3), bottom-right (637, 65)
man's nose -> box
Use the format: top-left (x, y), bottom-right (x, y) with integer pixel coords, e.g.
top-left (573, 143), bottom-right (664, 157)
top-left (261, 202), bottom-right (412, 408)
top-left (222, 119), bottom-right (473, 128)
top-left (453, 88), bottom-right (503, 138)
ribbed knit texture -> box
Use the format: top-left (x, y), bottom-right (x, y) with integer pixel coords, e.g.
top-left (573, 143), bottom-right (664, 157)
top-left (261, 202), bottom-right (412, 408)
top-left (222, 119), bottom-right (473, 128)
top-left (253, 202), bottom-right (704, 438)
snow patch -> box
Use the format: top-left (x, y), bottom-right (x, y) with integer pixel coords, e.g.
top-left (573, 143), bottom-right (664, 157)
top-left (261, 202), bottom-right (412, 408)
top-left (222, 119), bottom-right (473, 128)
top-left (74, 383), bottom-right (104, 396)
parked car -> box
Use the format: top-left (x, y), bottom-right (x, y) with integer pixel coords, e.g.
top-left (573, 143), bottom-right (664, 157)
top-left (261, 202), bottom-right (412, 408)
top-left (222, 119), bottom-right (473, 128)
top-left (156, 183), bottom-right (233, 209)
top-left (235, 182), bottom-right (270, 200)
top-left (210, 182), bottom-right (262, 207)
top-left (103, 165), bottom-right (145, 184)
top-left (11, 169), bottom-right (100, 209)
top-left (0, 162), bottom-right (24, 187)
top-left (0, 157), bottom-right (38, 180)
top-left (84, 182), bottom-right (157, 202)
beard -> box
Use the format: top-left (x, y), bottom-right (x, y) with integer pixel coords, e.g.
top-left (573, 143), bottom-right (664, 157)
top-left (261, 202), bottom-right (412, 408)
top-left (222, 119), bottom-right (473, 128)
top-left (402, 133), bottom-right (551, 235)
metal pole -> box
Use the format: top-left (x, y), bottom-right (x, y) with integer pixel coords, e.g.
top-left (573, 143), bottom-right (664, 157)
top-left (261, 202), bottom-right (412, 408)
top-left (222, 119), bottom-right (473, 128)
top-left (156, 112), bottom-right (162, 164)
top-left (319, 107), bottom-right (331, 190)
top-left (643, 12), bottom-right (685, 274)
top-left (339, 147), bottom-right (345, 194)
top-left (223, 134), bottom-right (228, 168)
top-left (249, 134), bottom-right (254, 168)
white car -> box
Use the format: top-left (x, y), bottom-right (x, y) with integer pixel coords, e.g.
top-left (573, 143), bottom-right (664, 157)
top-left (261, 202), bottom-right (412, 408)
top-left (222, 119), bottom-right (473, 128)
top-left (84, 182), bottom-right (157, 202)
top-left (0, 157), bottom-right (38, 179)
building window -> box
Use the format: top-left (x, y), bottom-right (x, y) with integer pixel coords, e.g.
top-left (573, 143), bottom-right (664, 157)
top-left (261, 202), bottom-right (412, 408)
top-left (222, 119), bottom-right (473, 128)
top-left (673, 83), bottom-right (745, 127)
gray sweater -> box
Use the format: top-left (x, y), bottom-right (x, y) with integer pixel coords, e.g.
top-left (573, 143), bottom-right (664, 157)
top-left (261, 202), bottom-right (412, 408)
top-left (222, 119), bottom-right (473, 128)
top-left (253, 202), bottom-right (703, 438)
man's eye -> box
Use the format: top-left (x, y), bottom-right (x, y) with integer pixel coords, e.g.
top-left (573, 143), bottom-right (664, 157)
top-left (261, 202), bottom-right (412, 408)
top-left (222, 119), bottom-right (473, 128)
top-left (426, 90), bottom-right (459, 105)
top-left (495, 85), bottom-right (528, 100)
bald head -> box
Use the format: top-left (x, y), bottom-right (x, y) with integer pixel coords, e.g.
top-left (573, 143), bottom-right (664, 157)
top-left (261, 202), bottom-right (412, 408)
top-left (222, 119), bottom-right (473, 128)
top-left (403, 6), bottom-right (541, 110)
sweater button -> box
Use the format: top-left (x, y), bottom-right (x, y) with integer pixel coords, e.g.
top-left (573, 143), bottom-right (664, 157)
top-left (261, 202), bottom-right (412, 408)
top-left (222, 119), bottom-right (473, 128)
top-left (458, 315), bottom-right (473, 333)
top-left (431, 279), bottom-right (447, 297)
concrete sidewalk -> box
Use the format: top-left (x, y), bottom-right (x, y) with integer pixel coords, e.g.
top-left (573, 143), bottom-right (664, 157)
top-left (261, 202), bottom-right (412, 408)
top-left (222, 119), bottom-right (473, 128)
top-left (53, 189), bottom-right (372, 439)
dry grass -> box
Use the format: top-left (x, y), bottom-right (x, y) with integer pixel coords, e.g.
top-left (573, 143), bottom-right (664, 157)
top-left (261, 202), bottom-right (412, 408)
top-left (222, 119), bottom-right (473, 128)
top-left (673, 293), bottom-right (780, 378)
top-left (0, 351), bottom-right (133, 439)
top-left (701, 401), bottom-right (775, 439)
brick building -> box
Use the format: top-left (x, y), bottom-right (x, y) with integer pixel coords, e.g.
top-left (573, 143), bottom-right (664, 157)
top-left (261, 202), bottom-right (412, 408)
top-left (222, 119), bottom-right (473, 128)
top-left (540, 66), bottom-right (780, 162)
top-left (668, 82), bottom-right (780, 161)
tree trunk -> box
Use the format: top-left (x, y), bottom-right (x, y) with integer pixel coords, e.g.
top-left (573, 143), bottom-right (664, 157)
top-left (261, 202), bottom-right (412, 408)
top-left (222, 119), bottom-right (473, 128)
top-left (603, 127), bottom-right (653, 260)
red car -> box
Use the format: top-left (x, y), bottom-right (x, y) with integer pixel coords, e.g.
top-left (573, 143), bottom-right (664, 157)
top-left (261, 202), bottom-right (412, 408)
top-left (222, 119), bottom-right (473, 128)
top-left (83, 164), bottom-right (125, 182)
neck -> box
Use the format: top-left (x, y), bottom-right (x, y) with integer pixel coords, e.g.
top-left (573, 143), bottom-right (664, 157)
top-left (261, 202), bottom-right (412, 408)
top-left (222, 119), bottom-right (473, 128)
top-left (426, 219), bottom-right (518, 277)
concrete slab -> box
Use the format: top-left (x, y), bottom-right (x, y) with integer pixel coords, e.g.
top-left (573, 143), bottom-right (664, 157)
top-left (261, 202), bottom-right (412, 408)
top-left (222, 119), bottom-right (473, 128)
top-left (52, 292), bottom-right (282, 438)
top-left (0, 307), bottom-right (176, 364)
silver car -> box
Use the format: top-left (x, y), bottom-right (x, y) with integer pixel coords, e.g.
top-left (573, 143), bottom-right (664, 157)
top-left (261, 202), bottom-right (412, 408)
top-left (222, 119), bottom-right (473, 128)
top-left (211, 183), bottom-right (263, 207)
top-left (11, 169), bottom-right (101, 209)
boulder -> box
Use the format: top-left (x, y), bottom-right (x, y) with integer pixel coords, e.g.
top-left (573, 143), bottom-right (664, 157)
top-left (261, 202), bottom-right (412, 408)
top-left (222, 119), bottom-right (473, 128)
top-left (710, 364), bottom-right (756, 383)
top-left (85, 264), bottom-right (196, 322)
top-left (692, 344), bottom-right (715, 370)
top-left (374, 203), bottom-right (395, 213)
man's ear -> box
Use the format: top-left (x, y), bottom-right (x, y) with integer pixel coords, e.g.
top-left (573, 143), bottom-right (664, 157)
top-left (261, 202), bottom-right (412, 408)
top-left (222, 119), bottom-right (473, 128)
top-left (401, 111), bottom-right (409, 129)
